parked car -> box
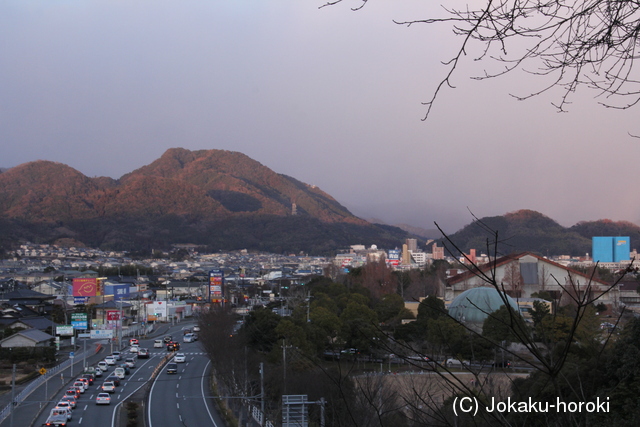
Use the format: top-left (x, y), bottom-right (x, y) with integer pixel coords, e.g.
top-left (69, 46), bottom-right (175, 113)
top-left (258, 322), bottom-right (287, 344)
top-left (96, 392), bottom-right (111, 405)
top-left (138, 348), bottom-right (149, 358)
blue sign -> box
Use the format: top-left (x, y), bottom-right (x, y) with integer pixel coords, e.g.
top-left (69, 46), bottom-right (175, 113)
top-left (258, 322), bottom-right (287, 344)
top-left (74, 296), bottom-right (89, 305)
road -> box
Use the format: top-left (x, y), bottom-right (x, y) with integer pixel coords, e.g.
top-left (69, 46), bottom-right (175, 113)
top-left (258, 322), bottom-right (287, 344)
top-left (22, 322), bottom-right (225, 427)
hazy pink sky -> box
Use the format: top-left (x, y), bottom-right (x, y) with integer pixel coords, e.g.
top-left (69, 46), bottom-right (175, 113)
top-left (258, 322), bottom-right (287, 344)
top-left (1, 1), bottom-right (638, 234)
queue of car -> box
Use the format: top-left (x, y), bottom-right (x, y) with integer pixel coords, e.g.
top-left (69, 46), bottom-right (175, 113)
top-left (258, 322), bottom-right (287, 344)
top-left (46, 325), bottom-right (199, 421)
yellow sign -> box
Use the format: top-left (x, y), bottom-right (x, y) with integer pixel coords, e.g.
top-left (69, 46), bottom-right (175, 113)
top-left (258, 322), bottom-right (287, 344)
top-left (39, 368), bottom-right (47, 375)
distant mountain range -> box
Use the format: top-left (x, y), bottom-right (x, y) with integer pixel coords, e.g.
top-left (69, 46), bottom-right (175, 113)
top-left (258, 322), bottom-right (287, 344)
top-left (442, 210), bottom-right (640, 257)
top-left (1, 151), bottom-right (638, 257)
top-left (0, 148), bottom-right (411, 254)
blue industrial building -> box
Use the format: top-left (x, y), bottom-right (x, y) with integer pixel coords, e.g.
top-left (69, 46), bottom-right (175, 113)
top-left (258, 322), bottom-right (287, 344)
top-left (592, 236), bottom-right (630, 263)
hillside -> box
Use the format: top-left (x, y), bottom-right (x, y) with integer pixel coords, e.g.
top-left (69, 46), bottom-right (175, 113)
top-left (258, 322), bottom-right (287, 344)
top-left (442, 210), bottom-right (639, 257)
top-left (0, 148), bottom-right (410, 254)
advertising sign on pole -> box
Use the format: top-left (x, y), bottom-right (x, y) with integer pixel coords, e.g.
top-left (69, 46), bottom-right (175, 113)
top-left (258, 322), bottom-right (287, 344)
top-left (72, 278), bottom-right (97, 297)
top-left (209, 269), bottom-right (224, 303)
top-left (71, 313), bottom-right (88, 329)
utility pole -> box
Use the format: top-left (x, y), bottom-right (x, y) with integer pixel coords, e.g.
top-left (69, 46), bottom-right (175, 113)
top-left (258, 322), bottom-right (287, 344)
top-left (260, 362), bottom-right (265, 415)
top-left (10, 364), bottom-right (15, 427)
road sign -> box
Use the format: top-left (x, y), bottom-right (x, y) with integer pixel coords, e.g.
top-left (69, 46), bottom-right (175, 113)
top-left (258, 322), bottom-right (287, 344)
top-left (69, 352), bottom-right (74, 359)
top-left (39, 368), bottom-right (47, 375)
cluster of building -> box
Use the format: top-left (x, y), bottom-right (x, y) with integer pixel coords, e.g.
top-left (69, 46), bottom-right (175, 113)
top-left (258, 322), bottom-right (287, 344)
top-left (0, 235), bottom-right (638, 351)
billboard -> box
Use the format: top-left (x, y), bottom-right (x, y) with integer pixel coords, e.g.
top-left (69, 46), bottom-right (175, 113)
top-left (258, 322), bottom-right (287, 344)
top-left (152, 301), bottom-right (167, 318)
top-left (209, 269), bottom-right (224, 303)
top-left (105, 284), bottom-right (130, 300)
top-left (71, 313), bottom-right (88, 329)
top-left (73, 278), bottom-right (97, 297)
top-left (57, 325), bottom-right (74, 336)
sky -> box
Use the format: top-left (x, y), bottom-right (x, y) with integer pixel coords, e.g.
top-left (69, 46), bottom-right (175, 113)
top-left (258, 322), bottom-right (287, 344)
top-left (1, 1), bottom-right (639, 235)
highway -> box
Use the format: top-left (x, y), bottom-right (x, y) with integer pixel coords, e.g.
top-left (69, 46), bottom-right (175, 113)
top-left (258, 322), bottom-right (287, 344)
top-left (22, 322), bottom-right (224, 427)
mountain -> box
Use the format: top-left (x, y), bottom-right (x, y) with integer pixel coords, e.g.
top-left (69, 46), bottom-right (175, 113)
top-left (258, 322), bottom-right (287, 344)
top-left (441, 210), bottom-right (640, 257)
top-left (0, 148), bottom-right (411, 254)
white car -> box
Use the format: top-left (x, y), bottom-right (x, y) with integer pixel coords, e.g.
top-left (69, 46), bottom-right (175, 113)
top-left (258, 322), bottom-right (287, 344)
top-left (111, 351), bottom-right (122, 361)
top-left (105, 356), bottom-right (116, 365)
top-left (54, 402), bottom-right (73, 419)
top-left (96, 392), bottom-right (111, 405)
top-left (174, 353), bottom-right (186, 363)
top-left (73, 381), bottom-right (86, 393)
top-left (97, 361), bottom-right (109, 371)
top-left (183, 333), bottom-right (195, 343)
top-left (193, 325), bottom-right (200, 332)
top-left (130, 344), bottom-right (140, 353)
top-left (95, 367), bottom-right (103, 377)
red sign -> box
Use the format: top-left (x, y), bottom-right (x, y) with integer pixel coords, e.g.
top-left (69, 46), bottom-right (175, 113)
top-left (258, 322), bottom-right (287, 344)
top-left (73, 278), bottom-right (97, 297)
top-left (106, 310), bottom-right (120, 321)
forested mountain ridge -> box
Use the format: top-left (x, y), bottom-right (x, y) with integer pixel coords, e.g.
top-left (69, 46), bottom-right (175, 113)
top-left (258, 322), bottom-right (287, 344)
top-left (0, 148), bottom-right (408, 253)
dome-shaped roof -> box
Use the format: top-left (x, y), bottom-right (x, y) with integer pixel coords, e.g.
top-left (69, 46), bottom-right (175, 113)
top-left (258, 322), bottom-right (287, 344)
top-left (448, 287), bottom-right (519, 324)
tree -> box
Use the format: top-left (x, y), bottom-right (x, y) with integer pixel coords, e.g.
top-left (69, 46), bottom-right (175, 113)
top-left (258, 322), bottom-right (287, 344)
top-left (323, 0), bottom-right (640, 119)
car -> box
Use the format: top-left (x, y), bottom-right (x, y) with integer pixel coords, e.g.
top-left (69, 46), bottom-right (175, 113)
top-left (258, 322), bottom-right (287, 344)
top-left (114, 367), bottom-right (126, 379)
top-left (129, 338), bottom-right (139, 346)
top-left (76, 377), bottom-right (89, 390)
top-left (101, 381), bottom-right (116, 393)
top-left (163, 335), bottom-right (173, 343)
top-left (492, 360), bottom-right (512, 368)
top-left (154, 339), bottom-right (163, 348)
top-left (45, 408), bottom-right (70, 426)
top-left (97, 361), bottom-right (109, 371)
top-left (183, 333), bottom-right (193, 343)
top-left (54, 402), bottom-right (73, 419)
top-left (137, 348), bottom-right (149, 358)
top-left (73, 381), bottom-right (86, 393)
top-left (111, 351), bottom-right (122, 361)
top-left (183, 328), bottom-right (192, 335)
top-left (130, 344), bottom-right (140, 353)
top-left (94, 367), bottom-right (103, 377)
top-left (193, 325), bottom-right (200, 332)
top-left (106, 375), bottom-right (121, 386)
top-left (81, 373), bottom-right (95, 385)
top-left (59, 395), bottom-right (76, 409)
top-left (166, 363), bottom-right (178, 374)
top-left (119, 363), bottom-right (131, 374)
top-left (125, 357), bottom-right (136, 368)
top-left (174, 353), bottom-right (186, 363)
top-left (96, 392), bottom-right (111, 405)
top-left (105, 356), bottom-right (116, 365)
top-left (167, 341), bottom-right (180, 351)
top-left (65, 388), bottom-right (80, 399)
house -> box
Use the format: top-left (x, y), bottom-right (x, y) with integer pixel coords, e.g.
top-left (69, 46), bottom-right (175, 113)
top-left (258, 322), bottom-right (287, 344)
top-left (0, 328), bottom-right (53, 348)
top-left (446, 252), bottom-right (619, 309)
